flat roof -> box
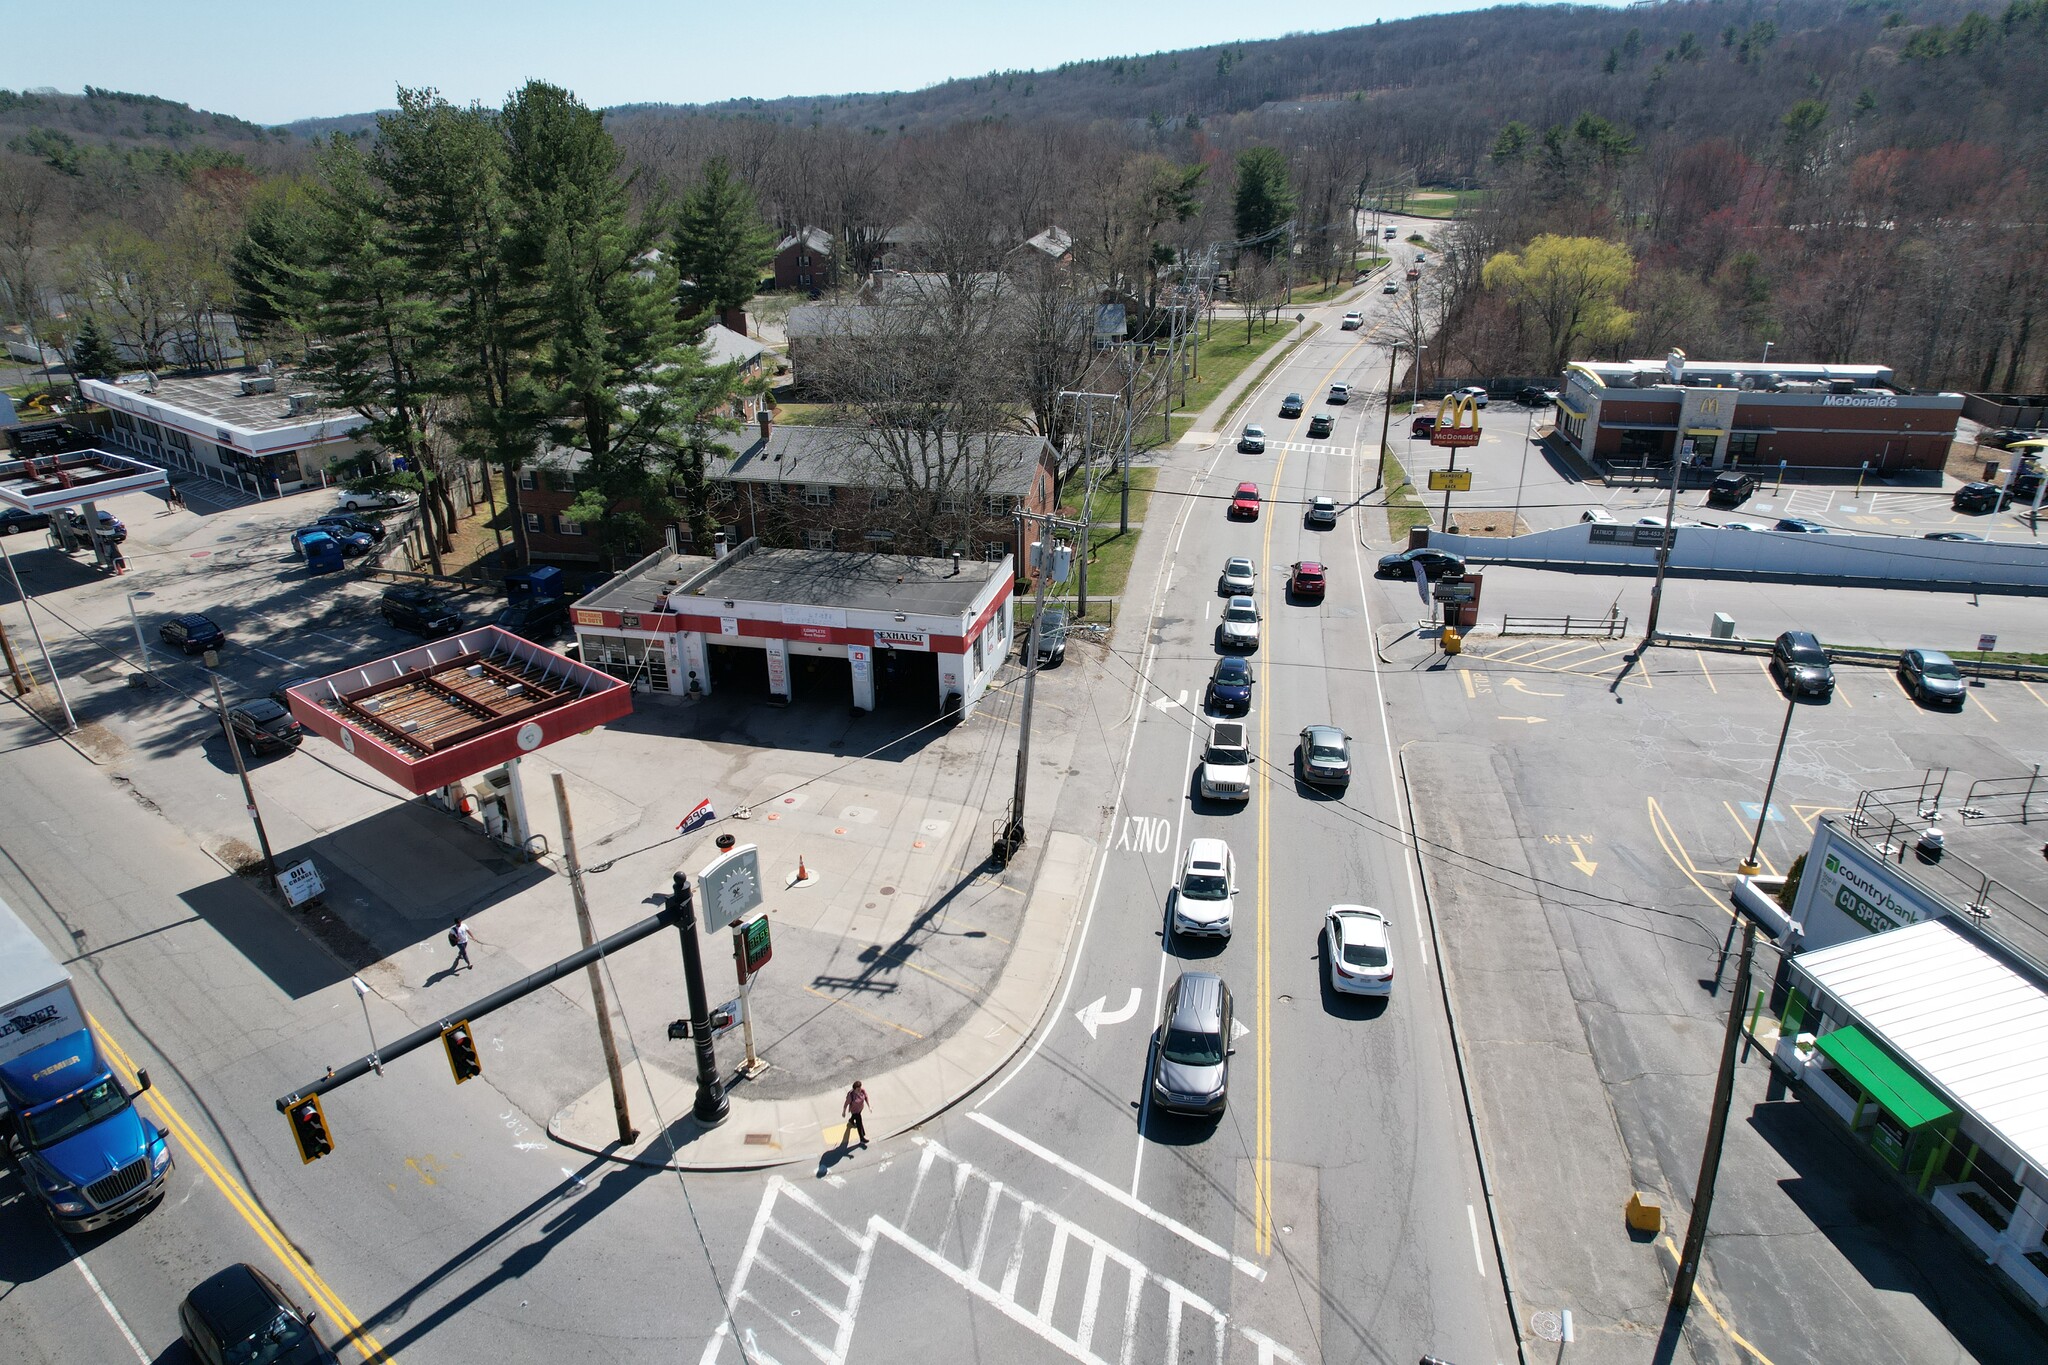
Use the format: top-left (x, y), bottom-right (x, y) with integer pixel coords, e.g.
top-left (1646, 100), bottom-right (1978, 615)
top-left (1794, 919), bottom-right (2048, 1175)
top-left (82, 370), bottom-right (364, 439)
top-left (0, 445), bottom-right (166, 512)
top-left (584, 544), bottom-right (1006, 620)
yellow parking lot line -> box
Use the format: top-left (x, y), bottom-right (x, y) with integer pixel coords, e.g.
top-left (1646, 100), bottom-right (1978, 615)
top-left (91, 1018), bottom-right (392, 1362)
top-left (1973, 691), bottom-right (1999, 722)
top-left (800, 984), bottom-right (925, 1038)
top-left (1647, 797), bottom-right (1741, 919)
top-left (1696, 651), bottom-right (1718, 694)
top-left (1459, 669), bottom-right (1475, 699)
top-left (1519, 641), bottom-right (1605, 667)
top-left (1660, 1236), bottom-right (1780, 1365)
top-left (1721, 802), bottom-right (1777, 876)
top-left (2021, 681), bottom-right (2048, 709)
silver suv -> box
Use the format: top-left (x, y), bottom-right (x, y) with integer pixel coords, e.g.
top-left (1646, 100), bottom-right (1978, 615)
top-left (1199, 722), bottom-right (1251, 802)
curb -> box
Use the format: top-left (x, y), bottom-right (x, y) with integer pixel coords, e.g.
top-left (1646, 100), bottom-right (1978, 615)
top-left (545, 829), bottom-right (1097, 1171)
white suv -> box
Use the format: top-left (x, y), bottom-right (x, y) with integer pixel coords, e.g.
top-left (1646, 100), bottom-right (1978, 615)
top-left (1218, 596), bottom-right (1261, 651)
top-left (1173, 838), bottom-right (1237, 938)
top-left (1199, 722), bottom-right (1252, 802)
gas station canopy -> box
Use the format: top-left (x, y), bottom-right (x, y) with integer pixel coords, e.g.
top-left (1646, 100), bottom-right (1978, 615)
top-left (0, 443), bottom-right (167, 513)
top-left (284, 626), bottom-right (634, 794)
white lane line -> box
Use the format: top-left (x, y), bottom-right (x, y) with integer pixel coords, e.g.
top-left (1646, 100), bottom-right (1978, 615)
top-left (1132, 684), bottom-right (1200, 1195)
top-left (1468, 1203), bottom-right (1487, 1278)
top-left (59, 1235), bottom-right (149, 1364)
top-left (1037, 1223), bottom-right (1072, 1323)
top-left (968, 1112), bottom-right (1267, 1281)
top-left (245, 644), bottom-right (296, 666)
top-left (978, 424), bottom-right (1232, 1110)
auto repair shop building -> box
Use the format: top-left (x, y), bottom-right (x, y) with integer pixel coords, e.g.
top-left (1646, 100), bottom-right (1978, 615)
top-left (570, 539), bottom-right (1014, 715)
top-left (1556, 351), bottom-right (1962, 473)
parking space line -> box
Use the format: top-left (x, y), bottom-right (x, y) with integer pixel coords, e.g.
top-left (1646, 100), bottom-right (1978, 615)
top-left (1696, 651), bottom-right (1718, 694)
top-left (2022, 681), bottom-right (2048, 710)
top-left (801, 984), bottom-right (925, 1039)
top-left (1721, 802), bottom-right (1777, 876)
top-left (1659, 1235), bottom-right (1780, 1365)
top-left (1458, 669), bottom-right (1475, 699)
top-left (1973, 691), bottom-right (1999, 723)
top-left (1647, 797), bottom-right (1741, 920)
top-left (1519, 641), bottom-right (1603, 667)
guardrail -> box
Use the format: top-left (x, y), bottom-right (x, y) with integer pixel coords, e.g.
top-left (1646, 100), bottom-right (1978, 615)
top-left (1653, 632), bottom-right (2048, 681)
top-left (1501, 613), bottom-right (1629, 638)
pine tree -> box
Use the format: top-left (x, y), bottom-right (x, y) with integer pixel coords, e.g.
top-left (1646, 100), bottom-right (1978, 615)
top-left (68, 316), bottom-right (118, 380)
top-left (1232, 147), bottom-right (1295, 254)
top-left (671, 157), bottom-right (777, 328)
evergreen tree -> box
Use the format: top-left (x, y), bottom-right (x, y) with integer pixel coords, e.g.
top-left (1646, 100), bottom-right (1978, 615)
top-left (67, 315), bottom-right (117, 379)
top-left (671, 156), bottom-right (777, 327)
top-left (1232, 146), bottom-right (1294, 254)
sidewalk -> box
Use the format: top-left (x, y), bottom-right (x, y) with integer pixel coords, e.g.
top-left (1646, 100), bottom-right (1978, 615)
top-left (548, 831), bottom-right (1093, 1169)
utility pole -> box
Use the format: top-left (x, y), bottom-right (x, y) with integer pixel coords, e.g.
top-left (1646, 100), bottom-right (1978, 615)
top-left (1373, 344), bottom-right (1399, 496)
top-left (0, 533), bottom-right (72, 730)
top-left (553, 773), bottom-right (636, 1145)
top-left (1642, 440), bottom-right (1688, 645)
top-left (667, 870), bottom-right (729, 1126)
top-left (212, 671), bottom-right (275, 875)
top-left (0, 609), bottom-right (30, 696)
top-left (1002, 513), bottom-right (1070, 864)
top-left (1669, 919), bottom-right (1757, 1315)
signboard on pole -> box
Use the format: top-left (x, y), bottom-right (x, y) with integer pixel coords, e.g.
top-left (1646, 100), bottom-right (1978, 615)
top-left (1978, 633), bottom-right (1999, 652)
top-left (732, 913), bottom-right (772, 982)
top-left (708, 996), bottom-right (743, 1039)
top-left (699, 844), bottom-right (763, 927)
top-left (1432, 580), bottom-right (1477, 604)
top-left (1427, 469), bottom-right (1473, 492)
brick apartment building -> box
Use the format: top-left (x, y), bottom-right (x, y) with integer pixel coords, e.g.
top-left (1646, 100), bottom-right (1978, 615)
top-left (773, 227), bottom-right (836, 293)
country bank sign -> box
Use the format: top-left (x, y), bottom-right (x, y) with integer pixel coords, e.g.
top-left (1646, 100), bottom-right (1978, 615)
top-left (1805, 828), bottom-right (1943, 944)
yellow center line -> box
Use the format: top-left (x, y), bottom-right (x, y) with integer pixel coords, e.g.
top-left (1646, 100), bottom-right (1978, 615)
top-left (91, 1017), bottom-right (392, 1362)
top-left (1253, 445), bottom-right (1284, 1259)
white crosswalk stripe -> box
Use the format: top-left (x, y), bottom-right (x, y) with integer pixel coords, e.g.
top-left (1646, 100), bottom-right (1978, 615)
top-left (701, 1135), bottom-right (1308, 1365)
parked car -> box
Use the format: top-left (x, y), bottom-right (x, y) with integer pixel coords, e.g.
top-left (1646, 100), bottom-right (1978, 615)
top-left (1454, 385), bottom-right (1490, 409)
top-left (1219, 556), bottom-right (1257, 595)
top-left (1198, 720), bottom-right (1252, 801)
top-left (1898, 648), bottom-right (1967, 708)
top-left (1328, 382), bottom-right (1351, 405)
top-left (1978, 427), bottom-right (2041, 450)
top-left (1324, 905), bottom-right (1394, 996)
top-left (180, 1262), bottom-right (340, 1365)
top-left (1579, 507), bottom-right (1618, 524)
top-left (226, 698), bottom-right (303, 754)
top-left (1340, 311), bottom-right (1363, 330)
top-left (1306, 496), bottom-right (1339, 528)
top-left (1032, 608), bottom-right (1069, 665)
top-left (1410, 415), bottom-right (1437, 439)
top-left (293, 525), bottom-right (373, 558)
top-left (1218, 596), bottom-right (1261, 651)
top-left (1289, 561), bottom-right (1326, 599)
top-left (381, 584), bottom-right (462, 637)
top-left (1228, 482), bottom-right (1261, 519)
top-left (1147, 972), bottom-right (1233, 1116)
top-left (491, 597), bottom-right (569, 642)
top-left (1170, 839), bottom-right (1237, 940)
top-left (314, 512), bottom-right (388, 544)
top-left (1278, 393), bottom-right (1304, 418)
top-left (1375, 547), bottom-right (1466, 580)
top-left (1237, 425), bottom-right (1267, 454)
top-left (159, 613), bottom-right (226, 655)
top-left (1706, 470), bottom-right (1757, 507)
top-left (1953, 482), bottom-right (2010, 514)
top-left (1516, 386), bottom-right (1558, 407)
top-left (55, 507), bottom-right (126, 542)
top-left (1307, 413), bottom-right (1334, 438)
top-left (1771, 629), bottom-right (1835, 699)
top-left (1297, 724), bottom-right (1352, 787)
top-left (0, 507), bottom-right (50, 536)
top-left (1206, 656), bottom-right (1255, 714)
top-left (1923, 530), bottom-right (1986, 542)
top-left (335, 488), bottom-right (410, 512)
top-left (1774, 517), bottom-right (1832, 533)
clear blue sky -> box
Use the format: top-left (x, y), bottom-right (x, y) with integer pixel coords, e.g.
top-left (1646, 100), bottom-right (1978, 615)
top-left (9, 0), bottom-right (1617, 125)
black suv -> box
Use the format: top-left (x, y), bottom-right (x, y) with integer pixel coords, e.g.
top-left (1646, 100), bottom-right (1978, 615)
top-left (1307, 413), bottom-right (1334, 438)
top-left (381, 585), bottom-right (462, 637)
top-left (226, 699), bottom-right (303, 754)
top-left (160, 613), bottom-right (226, 655)
top-left (1771, 630), bottom-right (1835, 699)
top-left (1278, 392), bottom-right (1304, 418)
top-left (180, 1262), bottom-right (339, 1365)
top-left (1706, 470), bottom-right (1757, 507)
top-left (1954, 482), bottom-right (2007, 514)
top-left (1516, 385), bottom-right (1558, 407)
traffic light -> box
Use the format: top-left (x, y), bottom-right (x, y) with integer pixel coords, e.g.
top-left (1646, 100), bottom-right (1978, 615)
top-left (287, 1095), bottom-right (333, 1164)
top-left (441, 1021), bottom-right (482, 1084)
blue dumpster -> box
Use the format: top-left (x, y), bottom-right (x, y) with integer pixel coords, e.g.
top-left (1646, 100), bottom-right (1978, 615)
top-left (298, 530), bottom-right (344, 575)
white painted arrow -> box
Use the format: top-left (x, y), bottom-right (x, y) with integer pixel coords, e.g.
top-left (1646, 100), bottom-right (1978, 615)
top-left (1231, 1018), bottom-right (1251, 1040)
top-left (1151, 690), bottom-right (1187, 713)
top-left (1076, 987), bottom-right (1143, 1039)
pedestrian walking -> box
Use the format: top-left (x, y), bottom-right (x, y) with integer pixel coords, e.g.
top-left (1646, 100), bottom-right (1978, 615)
top-left (448, 919), bottom-right (473, 972)
top-left (842, 1080), bottom-right (870, 1148)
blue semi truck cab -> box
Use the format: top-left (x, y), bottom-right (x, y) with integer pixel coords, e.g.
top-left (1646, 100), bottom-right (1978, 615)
top-left (1, 1027), bottom-right (171, 1233)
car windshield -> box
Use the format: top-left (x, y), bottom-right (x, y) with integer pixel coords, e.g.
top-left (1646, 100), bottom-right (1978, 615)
top-left (1181, 870), bottom-right (1229, 900)
top-left (1786, 641), bottom-right (1826, 664)
top-left (22, 1078), bottom-right (129, 1149)
top-left (223, 1309), bottom-right (312, 1365)
top-left (1341, 938), bottom-right (1389, 969)
top-left (1225, 605), bottom-right (1257, 623)
top-left (1215, 659), bottom-right (1250, 683)
top-left (1918, 656), bottom-right (1961, 679)
top-left (241, 701), bottom-right (288, 723)
top-left (1204, 744), bottom-right (1246, 766)
top-left (1226, 560), bottom-right (1252, 575)
top-left (1162, 1026), bottom-right (1224, 1067)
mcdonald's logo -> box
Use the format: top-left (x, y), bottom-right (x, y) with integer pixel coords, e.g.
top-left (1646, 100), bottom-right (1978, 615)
top-left (1430, 393), bottom-right (1482, 448)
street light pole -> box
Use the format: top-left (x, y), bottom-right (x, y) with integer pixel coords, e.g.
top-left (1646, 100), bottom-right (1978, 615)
top-left (1669, 918), bottom-right (1757, 1317)
top-left (1641, 441), bottom-right (1686, 646)
top-left (211, 671), bottom-right (276, 876)
top-left (1373, 344), bottom-right (1399, 496)
top-left (0, 533), bottom-right (75, 731)
top-left (1739, 689), bottom-right (1799, 876)
top-left (126, 590), bottom-right (154, 676)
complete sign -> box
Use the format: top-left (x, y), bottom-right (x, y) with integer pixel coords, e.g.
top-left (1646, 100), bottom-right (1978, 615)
top-left (733, 913), bottom-right (772, 982)
top-left (1427, 469), bottom-right (1474, 491)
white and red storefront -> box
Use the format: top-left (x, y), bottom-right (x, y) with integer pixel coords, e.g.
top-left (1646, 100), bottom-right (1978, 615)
top-left (570, 544), bottom-right (1015, 717)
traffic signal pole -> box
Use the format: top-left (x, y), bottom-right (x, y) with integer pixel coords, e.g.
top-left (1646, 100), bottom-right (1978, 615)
top-left (276, 901), bottom-right (684, 1114)
top-left (669, 870), bottom-right (730, 1126)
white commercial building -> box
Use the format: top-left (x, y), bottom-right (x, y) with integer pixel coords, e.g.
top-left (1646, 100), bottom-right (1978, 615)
top-left (81, 370), bottom-right (371, 497)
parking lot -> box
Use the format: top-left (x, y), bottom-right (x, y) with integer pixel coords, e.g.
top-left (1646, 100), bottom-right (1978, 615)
top-left (1375, 576), bottom-right (2048, 1364)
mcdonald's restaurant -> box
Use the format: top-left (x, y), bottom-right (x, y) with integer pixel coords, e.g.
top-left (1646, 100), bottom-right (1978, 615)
top-left (1556, 352), bottom-right (1963, 474)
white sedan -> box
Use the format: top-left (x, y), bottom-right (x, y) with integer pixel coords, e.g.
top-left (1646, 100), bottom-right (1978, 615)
top-left (1324, 905), bottom-right (1394, 996)
top-left (1219, 557), bottom-right (1256, 595)
top-left (336, 489), bottom-right (412, 512)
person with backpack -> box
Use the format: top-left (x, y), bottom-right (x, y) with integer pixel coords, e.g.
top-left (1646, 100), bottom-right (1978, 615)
top-left (448, 920), bottom-right (473, 972)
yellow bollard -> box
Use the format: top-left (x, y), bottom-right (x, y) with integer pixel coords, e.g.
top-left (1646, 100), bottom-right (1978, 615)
top-left (1442, 625), bottom-right (1462, 655)
top-left (1626, 1191), bottom-right (1663, 1233)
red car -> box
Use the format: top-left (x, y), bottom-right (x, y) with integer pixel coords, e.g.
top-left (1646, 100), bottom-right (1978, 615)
top-left (1229, 482), bottom-right (1261, 519)
top-left (1289, 561), bottom-right (1326, 598)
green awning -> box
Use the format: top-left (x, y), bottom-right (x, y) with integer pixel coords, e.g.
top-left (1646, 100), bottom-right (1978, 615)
top-left (1817, 1025), bottom-right (1954, 1130)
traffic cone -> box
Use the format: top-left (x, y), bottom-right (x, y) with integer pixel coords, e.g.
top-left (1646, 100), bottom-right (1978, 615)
top-left (790, 854), bottom-right (816, 889)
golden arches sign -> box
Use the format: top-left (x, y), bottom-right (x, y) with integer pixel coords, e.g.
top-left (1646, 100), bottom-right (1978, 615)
top-left (1430, 392), bottom-right (1482, 448)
